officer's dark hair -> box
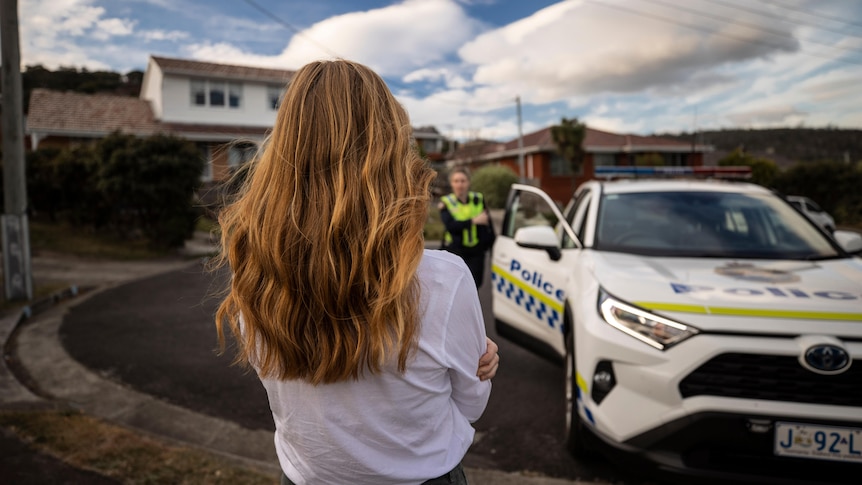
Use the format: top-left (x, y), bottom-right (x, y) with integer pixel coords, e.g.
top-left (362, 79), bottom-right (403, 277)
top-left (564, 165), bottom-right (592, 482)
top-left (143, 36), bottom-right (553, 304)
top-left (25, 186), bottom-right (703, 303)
top-left (449, 166), bottom-right (471, 180)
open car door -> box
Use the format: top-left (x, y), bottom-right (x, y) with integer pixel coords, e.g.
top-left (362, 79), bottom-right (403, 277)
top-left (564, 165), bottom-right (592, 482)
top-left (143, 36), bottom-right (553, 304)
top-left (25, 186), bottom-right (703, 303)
top-left (490, 184), bottom-right (580, 360)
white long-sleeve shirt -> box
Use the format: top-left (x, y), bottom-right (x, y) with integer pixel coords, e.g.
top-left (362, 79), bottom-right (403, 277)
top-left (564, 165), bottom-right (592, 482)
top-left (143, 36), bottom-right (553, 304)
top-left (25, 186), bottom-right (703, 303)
top-left (257, 249), bottom-right (492, 485)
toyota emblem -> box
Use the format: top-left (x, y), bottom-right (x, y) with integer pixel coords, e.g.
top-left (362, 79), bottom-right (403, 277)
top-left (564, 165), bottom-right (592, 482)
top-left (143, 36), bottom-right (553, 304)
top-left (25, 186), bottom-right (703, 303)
top-left (803, 345), bottom-right (850, 374)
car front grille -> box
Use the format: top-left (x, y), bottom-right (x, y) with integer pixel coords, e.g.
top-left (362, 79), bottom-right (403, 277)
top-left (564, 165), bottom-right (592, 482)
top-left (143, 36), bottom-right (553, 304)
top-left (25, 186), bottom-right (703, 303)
top-left (679, 353), bottom-right (862, 406)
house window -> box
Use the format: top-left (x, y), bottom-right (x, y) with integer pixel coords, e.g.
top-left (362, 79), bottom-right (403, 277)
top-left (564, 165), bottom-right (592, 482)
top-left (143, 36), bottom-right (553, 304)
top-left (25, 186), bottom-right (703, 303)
top-left (594, 153), bottom-right (616, 167)
top-left (664, 153), bottom-right (685, 166)
top-left (191, 79), bottom-right (206, 106)
top-left (268, 85), bottom-right (283, 110)
top-left (549, 152), bottom-right (573, 176)
top-left (209, 81), bottom-right (225, 107)
top-left (190, 79), bottom-right (242, 109)
top-left (229, 83), bottom-right (242, 108)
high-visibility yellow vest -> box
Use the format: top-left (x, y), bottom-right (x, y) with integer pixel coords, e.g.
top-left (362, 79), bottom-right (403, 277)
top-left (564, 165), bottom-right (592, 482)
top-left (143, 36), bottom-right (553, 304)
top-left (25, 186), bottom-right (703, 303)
top-left (442, 192), bottom-right (485, 247)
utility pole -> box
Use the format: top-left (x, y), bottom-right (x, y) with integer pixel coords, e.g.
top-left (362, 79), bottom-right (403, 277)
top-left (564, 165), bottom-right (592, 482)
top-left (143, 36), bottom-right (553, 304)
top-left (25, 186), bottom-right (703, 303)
top-left (1, 0), bottom-right (33, 301)
top-left (516, 96), bottom-right (525, 183)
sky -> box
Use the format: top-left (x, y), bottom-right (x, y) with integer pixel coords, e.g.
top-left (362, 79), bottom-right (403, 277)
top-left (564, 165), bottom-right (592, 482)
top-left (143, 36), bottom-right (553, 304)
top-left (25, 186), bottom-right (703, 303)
top-left (17, 0), bottom-right (862, 142)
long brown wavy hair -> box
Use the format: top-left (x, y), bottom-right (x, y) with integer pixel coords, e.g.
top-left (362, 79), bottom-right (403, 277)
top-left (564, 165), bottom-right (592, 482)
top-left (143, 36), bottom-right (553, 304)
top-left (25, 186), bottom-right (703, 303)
top-left (215, 60), bottom-right (435, 384)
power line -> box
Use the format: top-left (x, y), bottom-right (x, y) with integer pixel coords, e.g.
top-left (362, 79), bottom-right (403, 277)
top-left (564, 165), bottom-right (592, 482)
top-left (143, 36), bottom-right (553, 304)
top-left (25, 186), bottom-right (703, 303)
top-left (639, 0), bottom-right (862, 57)
top-left (240, 0), bottom-right (342, 58)
top-left (761, 0), bottom-right (862, 32)
top-left (585, 0), bottom-right (862, 67)
top-left (707, 0), bottom-right (862, 40)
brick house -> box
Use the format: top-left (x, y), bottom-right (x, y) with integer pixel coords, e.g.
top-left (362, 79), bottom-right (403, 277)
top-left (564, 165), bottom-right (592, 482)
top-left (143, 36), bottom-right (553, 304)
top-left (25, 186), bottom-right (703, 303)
top-left (447, 126), bottom-right (712, 203)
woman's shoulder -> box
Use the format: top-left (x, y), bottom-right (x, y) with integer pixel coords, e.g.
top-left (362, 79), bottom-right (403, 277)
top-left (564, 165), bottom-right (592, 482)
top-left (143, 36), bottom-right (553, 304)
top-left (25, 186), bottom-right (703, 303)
top-left (419, 249), bottom-right (471, 279)
top-left (421, 248), bottom-right (467, 267)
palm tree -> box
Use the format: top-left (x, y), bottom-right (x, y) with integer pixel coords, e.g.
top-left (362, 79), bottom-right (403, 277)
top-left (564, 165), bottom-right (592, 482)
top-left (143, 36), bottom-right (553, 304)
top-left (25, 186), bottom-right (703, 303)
top-left (550, 117), bottom-right (586, 188)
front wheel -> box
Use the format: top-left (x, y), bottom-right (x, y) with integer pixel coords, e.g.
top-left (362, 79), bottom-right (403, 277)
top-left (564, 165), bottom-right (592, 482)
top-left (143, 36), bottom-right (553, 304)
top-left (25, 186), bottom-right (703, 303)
top-left (564, 314), bottom-right (588, 456)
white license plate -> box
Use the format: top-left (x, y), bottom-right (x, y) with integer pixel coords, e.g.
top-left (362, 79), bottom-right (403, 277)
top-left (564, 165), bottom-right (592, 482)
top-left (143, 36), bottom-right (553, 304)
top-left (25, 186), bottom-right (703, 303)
top-left (775, 422), bottom-right (862, 463)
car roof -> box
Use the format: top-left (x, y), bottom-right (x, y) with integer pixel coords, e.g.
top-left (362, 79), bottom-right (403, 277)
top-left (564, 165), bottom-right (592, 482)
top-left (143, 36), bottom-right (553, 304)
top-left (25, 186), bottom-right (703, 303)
top-left (589, 178), bottom-right (772, 196)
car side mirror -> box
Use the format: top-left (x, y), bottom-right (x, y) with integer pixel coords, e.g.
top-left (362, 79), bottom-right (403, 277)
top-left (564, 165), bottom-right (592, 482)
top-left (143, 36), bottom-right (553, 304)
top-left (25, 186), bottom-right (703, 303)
top-left (514, 225), bottom-right (562, 261)
top-left (833, 230), bottom-right (862, 255)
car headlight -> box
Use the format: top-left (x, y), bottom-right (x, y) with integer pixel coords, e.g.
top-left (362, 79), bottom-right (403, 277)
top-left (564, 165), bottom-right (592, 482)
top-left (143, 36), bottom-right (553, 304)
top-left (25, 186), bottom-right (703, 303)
top-left (598, 290), bottom-right (699, 350)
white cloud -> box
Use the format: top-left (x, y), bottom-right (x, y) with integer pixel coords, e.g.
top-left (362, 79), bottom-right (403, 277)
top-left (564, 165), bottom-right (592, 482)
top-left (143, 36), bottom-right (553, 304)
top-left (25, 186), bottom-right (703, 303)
top-left (140, 29), bottom-right (190, 42)
top-left (186, 0), bottom-right (485, 75)
top-left (276, 0), bottom-right (485, 75)
top-left (402, 67), bottom-right (471, 89)
top-left (20, 0), bottom-right (137, 69)
top-left (458, 0), bottom-right (799, 103)
top-left (183, 42), bottom-right (293, 69)
top-left (92, 18), bottom-right (135, 40)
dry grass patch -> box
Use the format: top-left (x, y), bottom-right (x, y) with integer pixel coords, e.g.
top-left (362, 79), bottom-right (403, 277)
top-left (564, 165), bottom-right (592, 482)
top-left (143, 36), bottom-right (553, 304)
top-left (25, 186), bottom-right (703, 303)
top-left (29, 221), bottom-right (171, 260)
top-left (0, 409), bottom-right (277, 485)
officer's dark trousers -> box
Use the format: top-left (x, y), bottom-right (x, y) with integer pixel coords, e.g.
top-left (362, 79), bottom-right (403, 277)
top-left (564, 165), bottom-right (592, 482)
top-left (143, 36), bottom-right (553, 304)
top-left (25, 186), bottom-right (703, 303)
top-left (461, 252), bottom-right (485, 289)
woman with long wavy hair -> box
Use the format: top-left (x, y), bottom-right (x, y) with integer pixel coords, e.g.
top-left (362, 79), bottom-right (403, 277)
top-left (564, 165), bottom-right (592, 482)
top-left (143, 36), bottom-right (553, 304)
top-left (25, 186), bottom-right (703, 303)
top-left (215, 59), bottom-right (497, 485)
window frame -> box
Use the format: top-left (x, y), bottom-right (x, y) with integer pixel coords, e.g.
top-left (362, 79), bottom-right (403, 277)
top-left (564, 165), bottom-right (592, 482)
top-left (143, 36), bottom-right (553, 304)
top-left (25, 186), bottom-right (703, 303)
top-left (190, 78), bottom-right (242, 110)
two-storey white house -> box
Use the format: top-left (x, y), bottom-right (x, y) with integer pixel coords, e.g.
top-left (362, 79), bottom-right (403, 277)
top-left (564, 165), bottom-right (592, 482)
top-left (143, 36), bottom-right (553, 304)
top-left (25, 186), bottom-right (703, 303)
top-left (27, 55), bottom-right (294, 183)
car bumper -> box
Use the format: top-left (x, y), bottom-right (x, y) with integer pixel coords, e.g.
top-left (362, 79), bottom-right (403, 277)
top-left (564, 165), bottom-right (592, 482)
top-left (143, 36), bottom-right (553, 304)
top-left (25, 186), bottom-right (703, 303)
top-left (586, 411), bottom-right (861, 484)
top-left (576, 316), bottom-right (862, 483)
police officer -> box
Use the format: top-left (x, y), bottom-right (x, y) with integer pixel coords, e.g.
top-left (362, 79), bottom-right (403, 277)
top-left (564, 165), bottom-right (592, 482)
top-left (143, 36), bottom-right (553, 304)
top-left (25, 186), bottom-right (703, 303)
top-left (439, 167), bottom-right (494, 288)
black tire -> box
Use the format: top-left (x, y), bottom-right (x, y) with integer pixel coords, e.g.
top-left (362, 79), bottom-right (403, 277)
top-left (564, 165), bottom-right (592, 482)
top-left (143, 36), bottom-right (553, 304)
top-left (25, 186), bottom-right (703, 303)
top-left (564, 312), bottom-right (588, 457)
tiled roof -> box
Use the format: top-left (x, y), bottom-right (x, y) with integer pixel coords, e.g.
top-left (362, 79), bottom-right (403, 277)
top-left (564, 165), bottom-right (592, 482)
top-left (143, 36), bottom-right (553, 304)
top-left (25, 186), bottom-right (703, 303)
top-left (450, 126), bottom-right (705, 161)
top-left (151, 56), bottom-right (294, 83)
top-left (500, 126), bottom-right (693, 151)
top-left (449, 139), bottom-right (504, 160)
top-left (26, 88), bottom-right (162, 136)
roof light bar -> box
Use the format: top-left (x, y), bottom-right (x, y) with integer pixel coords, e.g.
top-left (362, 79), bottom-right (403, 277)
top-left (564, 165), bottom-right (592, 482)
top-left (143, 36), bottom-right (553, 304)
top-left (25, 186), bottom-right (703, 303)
top-left (594, 166), bottom-right (752, 179)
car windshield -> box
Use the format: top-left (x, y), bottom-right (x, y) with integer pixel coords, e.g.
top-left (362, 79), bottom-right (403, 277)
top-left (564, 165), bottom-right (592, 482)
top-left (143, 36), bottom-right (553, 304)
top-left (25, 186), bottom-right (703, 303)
top-left (594, 191), bottom-right (841, 260)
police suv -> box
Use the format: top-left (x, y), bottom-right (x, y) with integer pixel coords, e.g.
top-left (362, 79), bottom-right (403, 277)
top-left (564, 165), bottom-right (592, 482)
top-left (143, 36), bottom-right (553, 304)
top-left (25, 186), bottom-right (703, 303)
top-left (491, 167), bottom-right (862, 483)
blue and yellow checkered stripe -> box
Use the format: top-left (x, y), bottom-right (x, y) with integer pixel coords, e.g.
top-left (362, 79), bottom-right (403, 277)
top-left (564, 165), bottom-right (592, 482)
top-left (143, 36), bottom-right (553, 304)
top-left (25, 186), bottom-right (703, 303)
top-left (492, 264), bottom-right (564, 332)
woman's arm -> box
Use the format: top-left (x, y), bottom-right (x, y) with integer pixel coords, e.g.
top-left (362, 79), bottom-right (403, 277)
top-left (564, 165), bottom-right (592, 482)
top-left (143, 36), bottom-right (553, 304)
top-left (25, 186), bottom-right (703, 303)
top-left (445, 268), bottom-right (493, 422)
top-left (439, 202), bottom-right (490, 235)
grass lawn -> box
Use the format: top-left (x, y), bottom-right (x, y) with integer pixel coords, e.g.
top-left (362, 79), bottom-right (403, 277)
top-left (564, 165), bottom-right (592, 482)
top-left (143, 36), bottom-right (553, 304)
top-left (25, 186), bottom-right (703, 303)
top-left (0, 410), bottom-right (276, 484)
top-left (29, 221), bottom-right (174, 260)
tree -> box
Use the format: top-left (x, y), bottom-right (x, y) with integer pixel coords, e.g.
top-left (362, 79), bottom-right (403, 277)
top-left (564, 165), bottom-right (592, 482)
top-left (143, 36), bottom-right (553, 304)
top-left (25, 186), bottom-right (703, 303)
top-left (470, 165), bottom-right (519, 209)
top-left (635, 153), bottom-right (664, 166)
top-left (718, 148), bottom-right (780, 187)
top-left (550, 117), bottom-right (586, 177)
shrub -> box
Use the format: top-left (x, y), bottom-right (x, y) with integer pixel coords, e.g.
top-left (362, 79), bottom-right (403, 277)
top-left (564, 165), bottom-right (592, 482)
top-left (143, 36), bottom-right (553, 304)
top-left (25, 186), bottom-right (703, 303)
top-left (718, 148), bottom-right (780, 187)
top-left (95, 133), bottom-right (204, 248)
top-left (25, 133), bottom-right (204, 249)
top-left (470, 165), bottom-right (519, 209)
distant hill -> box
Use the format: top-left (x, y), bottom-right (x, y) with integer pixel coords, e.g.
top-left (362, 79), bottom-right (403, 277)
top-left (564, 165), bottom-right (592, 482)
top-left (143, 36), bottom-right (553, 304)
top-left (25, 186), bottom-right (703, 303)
top-left (654, 128), bottom-right (862, 167)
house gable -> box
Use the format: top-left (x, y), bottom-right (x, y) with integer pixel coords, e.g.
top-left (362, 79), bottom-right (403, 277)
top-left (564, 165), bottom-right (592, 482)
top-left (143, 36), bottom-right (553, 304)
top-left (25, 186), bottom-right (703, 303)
top-left (142, 56), bottom-right (294, 129)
